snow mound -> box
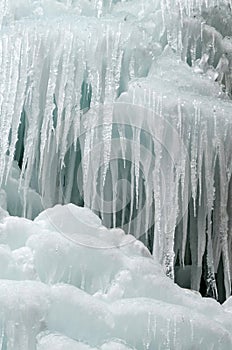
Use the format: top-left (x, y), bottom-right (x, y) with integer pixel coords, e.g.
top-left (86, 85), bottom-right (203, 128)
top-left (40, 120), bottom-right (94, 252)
top-left (0, 204), bottom-right (232, 349)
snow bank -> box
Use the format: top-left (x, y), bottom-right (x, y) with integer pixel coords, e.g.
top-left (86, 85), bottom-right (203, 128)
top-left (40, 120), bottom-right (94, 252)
top-left (0, 204), bottom-right (232, 349)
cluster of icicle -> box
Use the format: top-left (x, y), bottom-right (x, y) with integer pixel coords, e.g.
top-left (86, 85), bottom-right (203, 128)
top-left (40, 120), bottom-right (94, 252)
top-left (0, 0), bottom-right (231, 300)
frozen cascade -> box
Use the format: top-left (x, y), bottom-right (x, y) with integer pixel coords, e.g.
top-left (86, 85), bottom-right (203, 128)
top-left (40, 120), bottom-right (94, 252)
top-left (0, 0), bottom-right (232, 304)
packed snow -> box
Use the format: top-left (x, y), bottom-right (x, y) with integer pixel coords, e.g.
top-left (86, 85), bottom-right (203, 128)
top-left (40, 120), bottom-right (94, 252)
top-left (0, 203), bottom-right (232, 349)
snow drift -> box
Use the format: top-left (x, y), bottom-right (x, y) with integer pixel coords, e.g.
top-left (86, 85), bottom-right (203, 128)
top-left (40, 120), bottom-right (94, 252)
top-left (0, 203), bottom-right (232, 349)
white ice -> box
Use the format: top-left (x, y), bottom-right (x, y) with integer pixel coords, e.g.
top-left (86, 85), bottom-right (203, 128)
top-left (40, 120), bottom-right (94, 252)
top-left (0, 0), bottom-right (231, 347)
top-left (0, 203), bottom-right (232, 349)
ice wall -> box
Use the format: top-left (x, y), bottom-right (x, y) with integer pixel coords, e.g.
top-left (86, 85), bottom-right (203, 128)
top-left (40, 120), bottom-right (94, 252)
top-left (0, 0), bottom-right (231, 299)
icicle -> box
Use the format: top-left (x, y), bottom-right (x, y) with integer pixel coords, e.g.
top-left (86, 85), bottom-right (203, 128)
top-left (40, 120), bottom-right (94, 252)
top-left (60, 33), bottom-right (76, 167)
top-left (152, 145), bottom-right (163, 262)
top-left (101, 105), bottom-right (113, 188)
top-left (110, 160), bottom-right (118, 228)
top-left (19, 40), bottom-right (44, 215)
top-left (128, 142), bottom-right (135, 236)
top-left (82, 127), bottom-right (93, 207)
top-left (197, 183), bottom-right (207, 269)
top-left (5, 31), bottom-right (28, 182)
top-left (55, 28), bottom-right (73, 155)
top-left (39, 30), bottom-right (62, 182)
top-left (0, 0), bottom-right (8, 29)
top-left (0, 34), bottom-right (11, 187)
top-left (191, 102), bottom-right (199, 217)
top-left (206, 207), bottom-right (218, 299)
top-left (218, 142), bottom-right (231, 298)
top-left (134, 128), bottom-right (140, 210)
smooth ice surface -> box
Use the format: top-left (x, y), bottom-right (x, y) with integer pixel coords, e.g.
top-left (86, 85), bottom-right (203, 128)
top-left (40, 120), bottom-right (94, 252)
top-left (0, 203), bottom-right (232, 349)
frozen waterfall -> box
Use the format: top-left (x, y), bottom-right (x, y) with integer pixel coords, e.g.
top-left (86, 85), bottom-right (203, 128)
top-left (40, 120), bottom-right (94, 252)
top-left (0, 0), bottom-right (232, 303)
top-left (0, 0), bottom-right (232, 348)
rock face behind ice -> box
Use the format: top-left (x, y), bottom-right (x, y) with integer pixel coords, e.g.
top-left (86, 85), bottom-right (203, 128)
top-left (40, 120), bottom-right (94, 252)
top-left (0, 204), bottom-right (232, 350)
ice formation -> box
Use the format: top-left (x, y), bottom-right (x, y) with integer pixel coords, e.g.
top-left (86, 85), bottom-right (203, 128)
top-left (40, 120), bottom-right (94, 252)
top-left (0, 0), bottom-right (232, 313)
top-left (0, 203), bottom-right (232, 349)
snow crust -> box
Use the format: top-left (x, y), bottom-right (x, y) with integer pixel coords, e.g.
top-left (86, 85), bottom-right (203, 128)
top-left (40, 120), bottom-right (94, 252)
top-left (0, 203), bottom-right (232, 349)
